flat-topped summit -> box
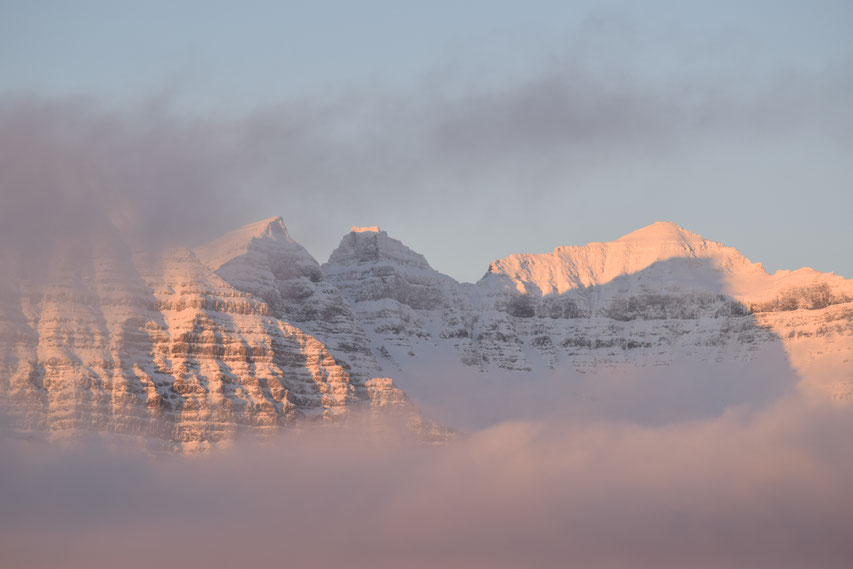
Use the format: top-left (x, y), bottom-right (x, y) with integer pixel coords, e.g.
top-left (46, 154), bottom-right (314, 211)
top-left (326, 226), bottom-right (432, 270)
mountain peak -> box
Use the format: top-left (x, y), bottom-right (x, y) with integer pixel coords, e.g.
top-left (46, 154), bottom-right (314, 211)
top-left (247, 216), bottom-right (289, 238)
top-left (194, 216), bottom-right (298, 271)
top-left (484, 221), bottom-right (759, 294)
top-left (325, 226), bottom-right (431, 270)
top-left (616, 221), bottom-right (707, 245)
top-left (351, 225), bottom-right (381, 233)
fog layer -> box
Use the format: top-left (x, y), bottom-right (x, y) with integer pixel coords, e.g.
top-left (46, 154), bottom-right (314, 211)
top-left (2, 396), bottom-right (851, 569)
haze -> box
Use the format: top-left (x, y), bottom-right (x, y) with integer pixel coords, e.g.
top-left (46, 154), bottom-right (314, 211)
top-left (1, 2), bottom-right (852, 568)
top-left (1, 0), bottom-right (851, 281)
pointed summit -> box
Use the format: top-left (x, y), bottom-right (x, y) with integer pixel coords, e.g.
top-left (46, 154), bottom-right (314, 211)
top-left (194, 216), bottom-right (303, 272)
top-left (616, 221), bottom-right (707, 245)
top-left (236, 216), bottom-right (290, 240)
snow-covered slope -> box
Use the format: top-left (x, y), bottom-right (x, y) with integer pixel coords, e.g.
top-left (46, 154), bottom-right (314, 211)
top-left (322, 227), bottom-right (480, 368)
top-left (322, 221), bottom-right (853, 405)
top-left (484, 221), bottom-right (762, 295)
top-left (477, 222), bottom-right (852, 396)
top-left (1, 218), bottom-right (850, 450)
top-left (0, 222), bottom-right (446, 452)
top-left (195, 217), bottom-right (384, 384)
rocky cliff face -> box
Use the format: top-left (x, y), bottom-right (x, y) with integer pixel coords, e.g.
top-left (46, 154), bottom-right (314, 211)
top-left (195, 218), bottom-right (385, 386)
top-left (0, 222), bottom-right (444, 452)
top-left (1, 219), bottom-right (850, 451)
top-left (322, 227), bottom-right (480, 367)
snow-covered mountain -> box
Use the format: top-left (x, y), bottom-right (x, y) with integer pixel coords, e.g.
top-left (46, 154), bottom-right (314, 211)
top-left (322, 222), bottom-right (850, 390)
top-left (0, 220), bottom-right (445, 452)
top-left (475, 221), bottom-right (852, 383)
top-left (1, 218), bottom-right (850, 449)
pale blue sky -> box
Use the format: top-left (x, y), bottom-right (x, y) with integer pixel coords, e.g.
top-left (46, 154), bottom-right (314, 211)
top-left (2, 1), bottom-right (852, 281)
top-left (3, 1), bottom-right (851, 106)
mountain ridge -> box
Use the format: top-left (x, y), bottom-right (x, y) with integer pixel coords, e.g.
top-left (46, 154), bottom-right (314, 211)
top-left (1, 217), bottom-right (850, 450)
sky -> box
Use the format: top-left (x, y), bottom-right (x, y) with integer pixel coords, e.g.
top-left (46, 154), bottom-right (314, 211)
top-left (1, 0), bottom-right (852, 282)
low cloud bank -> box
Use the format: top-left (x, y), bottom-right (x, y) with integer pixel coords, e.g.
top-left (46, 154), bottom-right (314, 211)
top-left (2, 396), bottom-right (851, 569)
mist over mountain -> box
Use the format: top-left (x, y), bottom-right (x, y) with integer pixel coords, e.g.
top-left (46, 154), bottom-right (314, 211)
top-left (4, 3), bottom-right (852, 567)
top-left (1, 215), bottom-right (852, 569)
top-left (1, 216), bottom-right (850, 449)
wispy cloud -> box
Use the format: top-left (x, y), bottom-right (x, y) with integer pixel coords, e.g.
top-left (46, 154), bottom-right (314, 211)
top-left (1, 55), bottom-right (851, 280)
